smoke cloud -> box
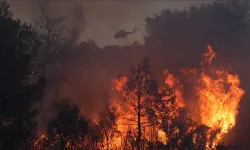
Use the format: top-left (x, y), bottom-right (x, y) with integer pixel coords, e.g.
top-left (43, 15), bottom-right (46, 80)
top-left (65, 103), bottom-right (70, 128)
top-left (6, 0), bottom-right (250, 149)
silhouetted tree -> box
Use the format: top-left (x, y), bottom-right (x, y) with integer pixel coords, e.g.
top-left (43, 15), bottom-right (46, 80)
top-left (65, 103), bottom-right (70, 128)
top-left (32, 0), bottom-right (85, 77)
top-left (33, 1), bottom-right (85, 131)
top-left (143, 1), bottom-right (250, 148)
top-left (144, 0), bottom-right (250, 68)
top-left (116, 58), bottom-right (159, 150)
top-left (0, 1), bottom-right (45, 149)
top-left (46, 99), bottom-right (89, 150)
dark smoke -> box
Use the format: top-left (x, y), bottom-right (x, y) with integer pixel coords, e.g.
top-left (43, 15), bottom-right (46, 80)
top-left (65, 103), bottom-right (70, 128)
top-left (54, 2), bottom-right (250, 149)
top-left (8, 0), bottom-right (250, 149)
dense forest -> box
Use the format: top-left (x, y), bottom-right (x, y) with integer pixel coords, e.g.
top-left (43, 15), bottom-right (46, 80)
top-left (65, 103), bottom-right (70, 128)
top-left (0, 0), bottom-right (250, 149)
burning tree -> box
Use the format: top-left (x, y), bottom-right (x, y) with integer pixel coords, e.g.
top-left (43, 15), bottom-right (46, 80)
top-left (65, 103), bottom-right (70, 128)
top-left (114, 58), bottom-right (158, 149)
top-left (33, 45), bottom-right (244, 150)
top-left (113, 58), bottom-right (183, 149)
top-left (96, 94), bottom-right (120, 149)
top-left (112, 45), bottom-right (244, 150)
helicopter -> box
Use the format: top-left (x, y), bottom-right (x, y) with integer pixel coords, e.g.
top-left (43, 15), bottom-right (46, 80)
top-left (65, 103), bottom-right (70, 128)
top-left (110, 25), bottom-right (138, 45)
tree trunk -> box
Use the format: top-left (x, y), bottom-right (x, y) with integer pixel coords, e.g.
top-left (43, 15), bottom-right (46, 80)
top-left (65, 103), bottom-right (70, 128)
top-left (136, 91), bottom-right (141, 150)
top-left (137, 109), bottom-right (141, 150)
top-left (60, 137), bottom-right (65, 150)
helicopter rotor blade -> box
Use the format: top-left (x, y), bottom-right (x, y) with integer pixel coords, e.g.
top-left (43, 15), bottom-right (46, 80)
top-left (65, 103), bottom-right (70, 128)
top-left (109, 24), bottom-right (120, 31)
top-left (122, 25), bottom-right (127, 30)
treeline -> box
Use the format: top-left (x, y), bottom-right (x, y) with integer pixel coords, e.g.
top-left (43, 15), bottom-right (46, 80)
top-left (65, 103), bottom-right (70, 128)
top-left (0, 0), bottom-right (249, 149)
top-left (33, 58), bottom-right (237, 150)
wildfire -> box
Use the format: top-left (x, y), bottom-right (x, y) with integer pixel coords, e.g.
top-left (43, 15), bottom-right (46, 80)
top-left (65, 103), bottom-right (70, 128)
top-left (196, 45), bottom-right (244, 147)
top-left (111, 45), bottom-right (244, 149)
top-left (35, 45), bottom-right (244, 149)
top-left (164, 70), bottom-right (184, 108)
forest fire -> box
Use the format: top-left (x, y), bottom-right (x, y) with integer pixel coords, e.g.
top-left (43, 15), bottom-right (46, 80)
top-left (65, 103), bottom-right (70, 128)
top-left (34, 45), bottom-right (244, 149)
top-left (3, 0), bottom-right (250, 149)
top-left (110, 45), bottom-right (244, 149)
top-left (196, 45), bottom-right (244, 147)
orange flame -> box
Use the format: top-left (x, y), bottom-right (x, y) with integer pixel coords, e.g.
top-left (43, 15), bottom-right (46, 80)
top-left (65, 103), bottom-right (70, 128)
top-left (164, 70), bottom-right (184, 108)
top-left (34, 134), bottom-right (48, 147)
top-left (196, 45), bottom-right (244, 147)
top-left (35, 45), bottom-right (244, 149)
top-left (204, 44), bottom-right (216, 64)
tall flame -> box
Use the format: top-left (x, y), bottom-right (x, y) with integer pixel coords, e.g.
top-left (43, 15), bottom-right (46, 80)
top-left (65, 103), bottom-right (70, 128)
top-left (34, 45), bottom-right (244, 149)
top-left (196, 45), bottom-right (244, 147)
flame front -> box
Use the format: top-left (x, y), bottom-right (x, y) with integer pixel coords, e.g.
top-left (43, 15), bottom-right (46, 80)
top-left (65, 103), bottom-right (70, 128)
top-left (196, 45), bottom-right (244, 147)
top-left (110, 45), bottom-right (244, 149)
top-left (34, 45), bottom-right (244, 149)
